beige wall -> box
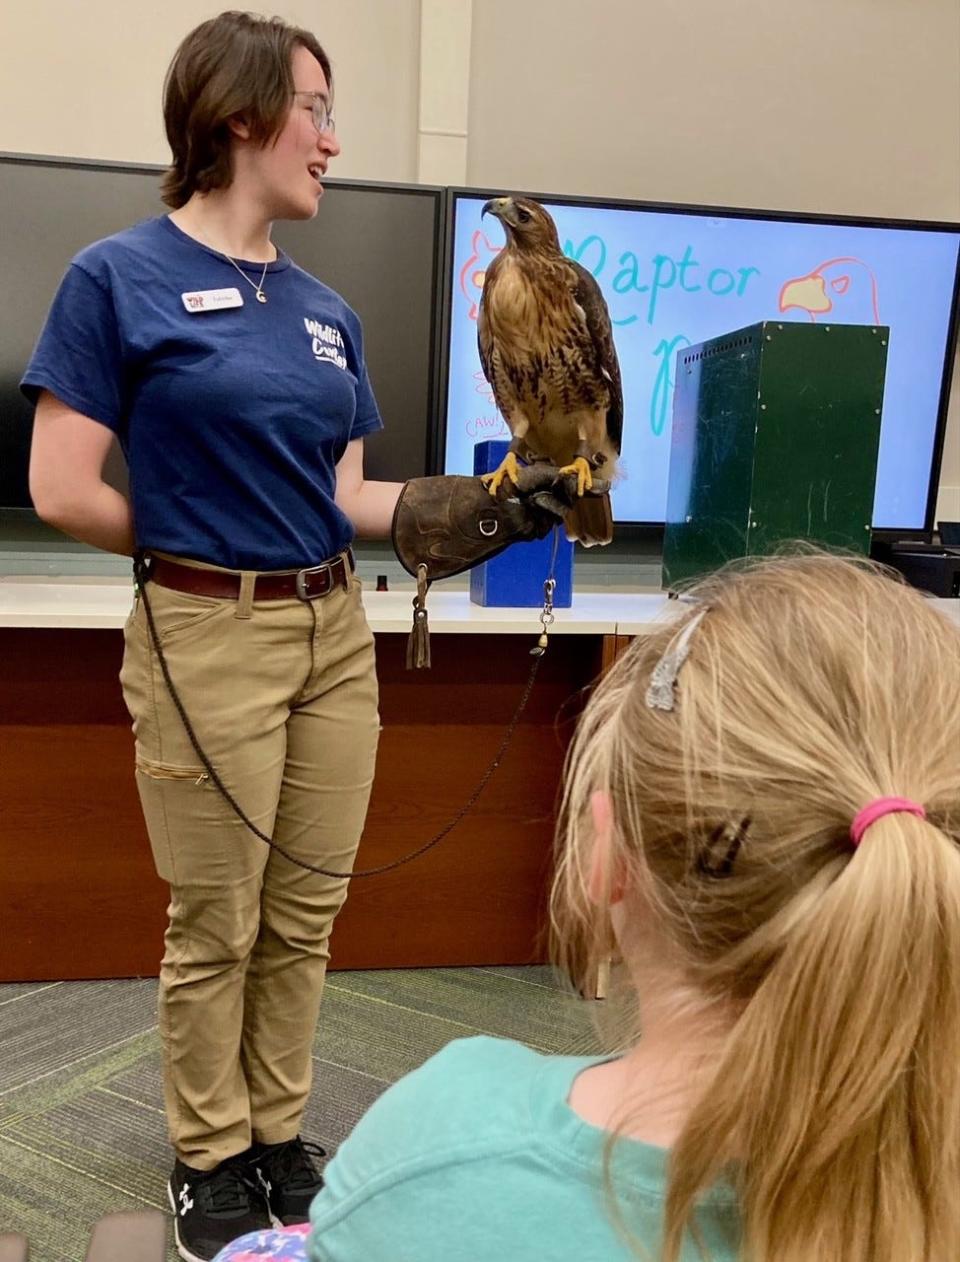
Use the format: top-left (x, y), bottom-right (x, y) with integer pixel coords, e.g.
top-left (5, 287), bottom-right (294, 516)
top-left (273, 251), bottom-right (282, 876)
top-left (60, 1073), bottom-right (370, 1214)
top-left (1, 0), bottom-right (957, 516)
top-left (466, 0), bottom-right (960, 219)
top-left (0, 1), bottom-right (420, 182)
top-left (466, 0), bottom-right (960, 517)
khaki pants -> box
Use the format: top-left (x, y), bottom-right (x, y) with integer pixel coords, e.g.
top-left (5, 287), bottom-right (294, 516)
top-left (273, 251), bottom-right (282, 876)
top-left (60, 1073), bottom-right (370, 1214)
top-left (119, 560), bottom-right (379, 1169)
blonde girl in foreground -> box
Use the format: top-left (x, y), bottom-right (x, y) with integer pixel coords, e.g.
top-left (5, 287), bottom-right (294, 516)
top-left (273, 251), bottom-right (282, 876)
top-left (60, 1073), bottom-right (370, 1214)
top-left (223, 552), bottom-right (960, 1262)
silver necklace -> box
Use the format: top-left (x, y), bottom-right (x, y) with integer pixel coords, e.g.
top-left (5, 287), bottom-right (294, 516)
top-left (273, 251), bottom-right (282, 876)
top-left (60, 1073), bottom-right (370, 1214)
top-left (181, 219), bottom-right (272, 303)
top-left (220, 251), bottom-right (270, 304)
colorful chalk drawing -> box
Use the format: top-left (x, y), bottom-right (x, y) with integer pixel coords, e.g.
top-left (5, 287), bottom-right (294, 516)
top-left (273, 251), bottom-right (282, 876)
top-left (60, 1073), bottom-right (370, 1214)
top-left (444, 196), bottom-right (960, 528)
top-left (458, 229), bottom-right (502, 321)
top-left (779, 257), bottom-right (881, 326)
top-left (465, 412), bottom-right (509, 440)
top-left (651, 335), bottom-right (692, 437)
top-left (472, 368), bottom-right (496, 405)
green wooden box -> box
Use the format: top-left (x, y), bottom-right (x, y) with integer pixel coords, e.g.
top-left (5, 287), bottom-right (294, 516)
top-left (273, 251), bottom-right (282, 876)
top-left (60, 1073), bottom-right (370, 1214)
top-left (661, 320), bottom-right (889, 589)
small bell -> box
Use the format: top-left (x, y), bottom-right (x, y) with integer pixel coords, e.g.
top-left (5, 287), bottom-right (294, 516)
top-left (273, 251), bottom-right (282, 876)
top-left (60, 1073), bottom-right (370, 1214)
top-left (531, 568), bottom-right (557, 657)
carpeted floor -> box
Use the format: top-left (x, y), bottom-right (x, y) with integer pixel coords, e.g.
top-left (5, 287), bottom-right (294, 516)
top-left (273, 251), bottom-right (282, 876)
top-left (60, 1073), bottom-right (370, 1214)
top-left (0, 967), bottom-right (601, 1260)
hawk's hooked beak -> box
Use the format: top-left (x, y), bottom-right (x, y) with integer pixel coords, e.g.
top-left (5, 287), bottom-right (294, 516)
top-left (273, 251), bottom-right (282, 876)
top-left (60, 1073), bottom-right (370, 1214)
top-left (482, 197), bottom-right (513, 224)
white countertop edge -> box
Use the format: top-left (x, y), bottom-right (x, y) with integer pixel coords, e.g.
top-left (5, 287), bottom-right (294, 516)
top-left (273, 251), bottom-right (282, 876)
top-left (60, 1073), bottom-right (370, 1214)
top-left (0, 612), bottom-right (646, 634)
top-left (1, 579), bottom-right (956, 634)
top-left (0, 581), bottom-right (674, 635)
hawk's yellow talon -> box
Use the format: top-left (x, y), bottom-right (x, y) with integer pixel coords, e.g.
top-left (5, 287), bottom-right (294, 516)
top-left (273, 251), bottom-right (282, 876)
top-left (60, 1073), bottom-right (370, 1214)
top-left (558, 456), bottom-right (593, 496)
top-left (481, 450), bottom-right (520, 497)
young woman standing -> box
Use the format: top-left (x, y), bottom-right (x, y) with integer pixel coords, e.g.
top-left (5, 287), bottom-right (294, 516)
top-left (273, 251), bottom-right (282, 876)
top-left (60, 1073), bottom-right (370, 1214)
top-left (25, 13), bottom-right (398, 1260)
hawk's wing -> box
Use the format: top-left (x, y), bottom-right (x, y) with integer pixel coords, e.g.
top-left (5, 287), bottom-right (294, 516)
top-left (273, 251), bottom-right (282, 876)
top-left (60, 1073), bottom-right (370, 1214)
top-left (477, 297), bottom-right (494, 396)
top-left (477, 285), bottom-right (515, 427)
top-left (568, 259), bottom-right (624, 455)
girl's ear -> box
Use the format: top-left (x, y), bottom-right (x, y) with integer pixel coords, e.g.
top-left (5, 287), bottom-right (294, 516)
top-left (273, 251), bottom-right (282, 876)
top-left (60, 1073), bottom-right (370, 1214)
top-left (227, 115), bottom-right (251, 141)
top-left (587, 790), bottom-right (627, 906)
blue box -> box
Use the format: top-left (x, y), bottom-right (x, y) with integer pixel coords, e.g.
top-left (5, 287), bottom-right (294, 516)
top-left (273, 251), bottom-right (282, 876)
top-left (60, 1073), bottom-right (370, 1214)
top-left (469, 440), bottom-right (574, 607)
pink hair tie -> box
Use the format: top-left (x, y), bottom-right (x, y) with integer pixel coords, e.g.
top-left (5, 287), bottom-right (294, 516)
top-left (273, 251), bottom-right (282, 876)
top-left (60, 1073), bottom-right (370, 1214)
top-left (850, 797), bottom-right (926, 846)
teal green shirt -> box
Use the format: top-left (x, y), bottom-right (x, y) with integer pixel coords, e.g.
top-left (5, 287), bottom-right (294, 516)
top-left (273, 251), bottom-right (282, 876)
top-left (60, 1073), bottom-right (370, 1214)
top-left (308, 1036), bottom-right (740, 1261)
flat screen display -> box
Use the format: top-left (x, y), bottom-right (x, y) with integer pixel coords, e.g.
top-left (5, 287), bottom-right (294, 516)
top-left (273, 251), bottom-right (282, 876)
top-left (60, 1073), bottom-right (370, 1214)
top-left (442, 191), bottom-right (960, 531)
top-left (0, 155), bottom-right (442, 509)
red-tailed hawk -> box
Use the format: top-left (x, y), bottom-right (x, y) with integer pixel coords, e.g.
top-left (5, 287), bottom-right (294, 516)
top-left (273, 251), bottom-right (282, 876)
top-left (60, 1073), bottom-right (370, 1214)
top-left (477, 196), bottom-right (623, 546)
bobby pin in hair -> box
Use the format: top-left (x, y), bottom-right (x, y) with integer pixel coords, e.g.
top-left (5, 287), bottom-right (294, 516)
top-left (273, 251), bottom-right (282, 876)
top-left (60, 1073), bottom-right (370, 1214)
top-left (697, 816), bottom-right (751, 879)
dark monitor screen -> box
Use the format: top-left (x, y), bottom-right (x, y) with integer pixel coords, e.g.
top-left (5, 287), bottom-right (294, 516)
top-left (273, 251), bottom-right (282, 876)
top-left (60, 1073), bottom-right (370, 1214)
top-left (0, 154), bottom-right (442, 509)
top-left (440, 188), bottom-right (960, 534)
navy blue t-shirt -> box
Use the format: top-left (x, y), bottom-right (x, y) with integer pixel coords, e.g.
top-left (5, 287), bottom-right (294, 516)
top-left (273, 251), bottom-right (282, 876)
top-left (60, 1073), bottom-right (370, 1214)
top-left (21, 215), bottom-right (383, 569)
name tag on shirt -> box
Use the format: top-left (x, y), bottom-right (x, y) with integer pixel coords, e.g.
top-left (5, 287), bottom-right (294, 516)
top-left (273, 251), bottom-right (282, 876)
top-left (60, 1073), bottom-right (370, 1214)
top-left (181, 287), bottom-right (244, 313)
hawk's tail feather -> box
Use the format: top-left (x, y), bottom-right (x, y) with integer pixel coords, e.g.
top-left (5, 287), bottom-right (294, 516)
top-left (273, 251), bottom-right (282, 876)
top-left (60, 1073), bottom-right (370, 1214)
top-left (563, 493), bottom-right (613, 547)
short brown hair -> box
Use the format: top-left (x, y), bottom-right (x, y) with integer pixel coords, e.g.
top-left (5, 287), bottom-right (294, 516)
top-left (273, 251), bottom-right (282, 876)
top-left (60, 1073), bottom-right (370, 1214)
top-left (161, 10), bottom-right (332, 209)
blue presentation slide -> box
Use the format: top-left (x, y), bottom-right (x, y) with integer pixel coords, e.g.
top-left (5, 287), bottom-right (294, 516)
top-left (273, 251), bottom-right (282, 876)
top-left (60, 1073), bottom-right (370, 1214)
top-left (442, 195), bottom-right (960, 529)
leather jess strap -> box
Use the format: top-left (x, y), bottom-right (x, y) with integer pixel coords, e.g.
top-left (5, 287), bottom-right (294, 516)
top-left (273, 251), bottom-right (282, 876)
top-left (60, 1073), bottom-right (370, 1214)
top-left (147, 552), bottom-right (354, 601)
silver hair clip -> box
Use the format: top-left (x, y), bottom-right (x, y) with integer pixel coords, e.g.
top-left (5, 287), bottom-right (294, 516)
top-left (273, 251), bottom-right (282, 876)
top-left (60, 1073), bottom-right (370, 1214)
top-left (645, 607), bottom-right (709, 711)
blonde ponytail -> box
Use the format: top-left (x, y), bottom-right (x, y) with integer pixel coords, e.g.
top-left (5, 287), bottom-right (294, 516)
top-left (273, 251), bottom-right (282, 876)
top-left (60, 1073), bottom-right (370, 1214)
top-left (552, 552), bottom-right (960, 1261)
top-left (664, 811), bottom-right (960, 1262)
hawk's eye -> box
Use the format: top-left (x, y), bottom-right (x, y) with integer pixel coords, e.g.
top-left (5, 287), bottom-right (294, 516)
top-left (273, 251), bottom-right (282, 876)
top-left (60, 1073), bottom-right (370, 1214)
top-left (517, 208), bottom-right (532, 223)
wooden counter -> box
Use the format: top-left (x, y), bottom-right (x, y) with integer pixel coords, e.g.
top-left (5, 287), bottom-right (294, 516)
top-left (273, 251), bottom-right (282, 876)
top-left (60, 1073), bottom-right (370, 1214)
top-left (0, 580), bottom-right (666, 981)
top-left (3, 579), bottom-right (957, 981)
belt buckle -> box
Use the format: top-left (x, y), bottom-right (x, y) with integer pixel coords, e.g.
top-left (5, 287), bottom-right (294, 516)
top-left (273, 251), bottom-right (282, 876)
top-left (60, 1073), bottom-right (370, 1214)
top-left (295, 563), bottom-right (333, 601)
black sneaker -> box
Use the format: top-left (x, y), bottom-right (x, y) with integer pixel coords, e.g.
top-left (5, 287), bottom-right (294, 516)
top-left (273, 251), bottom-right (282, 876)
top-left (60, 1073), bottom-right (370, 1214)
top-left (248, 1136), bottom-right (327, 1225)
top-left (168, 1155), bottom-right (272, 1262)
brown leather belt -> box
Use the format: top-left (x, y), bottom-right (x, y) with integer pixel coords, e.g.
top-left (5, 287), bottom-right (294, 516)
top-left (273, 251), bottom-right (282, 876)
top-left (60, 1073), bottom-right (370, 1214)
top-left (147, 551), bottom-right (354, 601)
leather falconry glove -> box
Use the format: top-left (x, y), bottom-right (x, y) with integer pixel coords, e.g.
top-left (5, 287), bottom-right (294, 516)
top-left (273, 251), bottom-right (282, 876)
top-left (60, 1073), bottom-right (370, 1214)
top-left (391, 463), bottom-right (608, 668)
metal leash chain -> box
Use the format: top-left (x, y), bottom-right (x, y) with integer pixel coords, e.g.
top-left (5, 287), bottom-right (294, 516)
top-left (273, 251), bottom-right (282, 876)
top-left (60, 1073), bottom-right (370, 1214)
top-left (131, 550), bottom-right (555, 879)
top-left (530, 525), bottom-right (560, 657)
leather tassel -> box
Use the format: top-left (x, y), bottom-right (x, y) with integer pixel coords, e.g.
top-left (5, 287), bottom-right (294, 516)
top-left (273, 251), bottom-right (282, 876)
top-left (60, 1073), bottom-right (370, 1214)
top-left (407, 605), bottom-right (431, 669)
top-left (406, 564), bottom-right (432, 670)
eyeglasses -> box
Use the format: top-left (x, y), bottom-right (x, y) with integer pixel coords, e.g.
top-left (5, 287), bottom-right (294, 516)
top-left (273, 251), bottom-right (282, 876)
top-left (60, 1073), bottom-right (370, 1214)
top-left (293, 90), bottom-right (335, 135)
